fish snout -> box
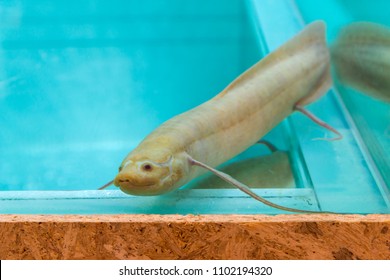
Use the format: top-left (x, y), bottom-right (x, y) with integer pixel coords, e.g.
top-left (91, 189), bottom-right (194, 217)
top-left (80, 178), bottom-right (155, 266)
top-left (114, 172), bottom-right (158, 188)
top-left (113, 159), bottom-right (173, 195)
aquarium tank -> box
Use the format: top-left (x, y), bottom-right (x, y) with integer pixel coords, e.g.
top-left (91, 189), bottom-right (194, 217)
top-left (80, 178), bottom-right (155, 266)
top-left (0, 0), bottom-right (389, 214)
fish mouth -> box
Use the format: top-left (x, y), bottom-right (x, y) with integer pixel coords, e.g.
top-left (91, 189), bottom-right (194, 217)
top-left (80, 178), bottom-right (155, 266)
top-left (116, 179), bottom-right (159, 196)
top-left (115, 178), bottom-right (156, 188)
top-left (118, 181), bottom-right (167, 196)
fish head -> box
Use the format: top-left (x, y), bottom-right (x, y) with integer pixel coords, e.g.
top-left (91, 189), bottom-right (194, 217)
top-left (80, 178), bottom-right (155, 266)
top-left (113, 151), bottom-right (190, 196)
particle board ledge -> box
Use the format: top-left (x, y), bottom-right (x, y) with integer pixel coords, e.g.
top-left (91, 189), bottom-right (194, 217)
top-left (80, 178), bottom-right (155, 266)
top-left (0, 214), bottom-right (389, 260)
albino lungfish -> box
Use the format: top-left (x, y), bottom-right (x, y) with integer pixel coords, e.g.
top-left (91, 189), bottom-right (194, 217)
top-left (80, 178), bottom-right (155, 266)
top-left (100, 21), bottom-right (339, 213)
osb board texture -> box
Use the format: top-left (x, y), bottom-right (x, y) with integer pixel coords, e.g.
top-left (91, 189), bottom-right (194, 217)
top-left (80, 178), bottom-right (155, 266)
top-left (0, 214), bottom-right (389, 260)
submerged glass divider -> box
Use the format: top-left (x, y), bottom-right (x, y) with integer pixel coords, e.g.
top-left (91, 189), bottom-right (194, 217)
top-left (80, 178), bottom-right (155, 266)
top-left (249, 0), bottom-right (389, 213)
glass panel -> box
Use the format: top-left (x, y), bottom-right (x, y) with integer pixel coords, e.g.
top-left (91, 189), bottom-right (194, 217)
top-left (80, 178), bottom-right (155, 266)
top-left (295, 0), bottom-right (390, 195)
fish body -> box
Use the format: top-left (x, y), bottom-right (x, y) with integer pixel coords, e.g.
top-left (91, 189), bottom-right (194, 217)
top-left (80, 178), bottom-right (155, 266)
top-left (114, 21), bottom-right (331, 197)
top-left (331, 22), bottom-right (390, 102)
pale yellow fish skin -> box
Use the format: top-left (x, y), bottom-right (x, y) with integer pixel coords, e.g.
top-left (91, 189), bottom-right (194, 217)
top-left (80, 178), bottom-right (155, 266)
top-left (114, 21), bottom-right (330, 196)
top-left (331, 22), bottom-right (390, 102)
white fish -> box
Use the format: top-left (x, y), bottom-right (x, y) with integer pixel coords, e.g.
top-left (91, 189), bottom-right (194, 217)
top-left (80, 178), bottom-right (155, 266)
top-left (100, 21), bottom-right (336, 213)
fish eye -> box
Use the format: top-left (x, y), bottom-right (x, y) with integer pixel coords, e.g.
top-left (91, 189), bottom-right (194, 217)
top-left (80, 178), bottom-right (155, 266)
top-left (142, 163), bottom-right (153, 171)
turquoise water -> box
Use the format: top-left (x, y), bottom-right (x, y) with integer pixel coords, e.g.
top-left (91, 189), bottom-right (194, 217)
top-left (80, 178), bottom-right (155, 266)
top-left (0, 0), bottom-right (260, 190)
top-left (0, 0), bottom-right (389, 214)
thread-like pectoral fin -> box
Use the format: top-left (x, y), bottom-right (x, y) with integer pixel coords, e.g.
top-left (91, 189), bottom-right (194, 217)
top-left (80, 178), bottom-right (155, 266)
top-left (98, 179), bottom-right (114, 190)
top-left (294, 105), bottom-right (343, 141)
top-left (188, 156), bottom-right (332, 213)
top-left (256, 140), bottom-right (278, 153)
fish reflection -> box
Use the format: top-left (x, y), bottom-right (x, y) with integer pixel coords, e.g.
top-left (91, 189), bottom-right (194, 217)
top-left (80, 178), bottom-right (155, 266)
top-left (331, 22), bottom-right (390, 103)
top-left (189, 150), bottom-right (295, 189)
